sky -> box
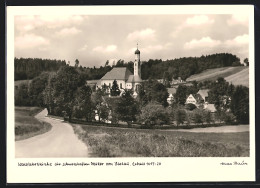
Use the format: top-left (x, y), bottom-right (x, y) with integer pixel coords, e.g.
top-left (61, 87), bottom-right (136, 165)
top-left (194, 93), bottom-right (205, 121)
top-left (14, 14), bottom-right (249, 67)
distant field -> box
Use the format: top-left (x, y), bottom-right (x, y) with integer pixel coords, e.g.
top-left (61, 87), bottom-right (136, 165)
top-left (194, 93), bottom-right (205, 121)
top-left (14, 80), bottom-right (32, 87)
top-left (186, 66), bottom-right (248, 85)
top-left (72, 123), bottom-right (249, 157)
top-left (15, 106), bottom-right (52, 141)
top-left (225, 67), bottom-right (249, 87)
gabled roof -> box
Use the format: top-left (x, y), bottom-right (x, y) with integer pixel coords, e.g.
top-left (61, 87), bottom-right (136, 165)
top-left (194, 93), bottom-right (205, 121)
top-left (126, 75), bottom-right (142, 83)
top-left (205, 104), bottom-right (217, 112)
top-left (167, 87), bottom-right (177, 95)
top-left (189, 94), bottom-right (204, 102)
top-left (101, 67), bottom-right (133, 80)
top-left (197, 89), bottom-right (209, 100)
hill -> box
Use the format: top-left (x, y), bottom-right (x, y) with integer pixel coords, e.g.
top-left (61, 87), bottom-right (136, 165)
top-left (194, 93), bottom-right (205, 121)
top-left (225, 67), bottom-right (249, 87)
top-left (186, 66), bottom-right (248, 86)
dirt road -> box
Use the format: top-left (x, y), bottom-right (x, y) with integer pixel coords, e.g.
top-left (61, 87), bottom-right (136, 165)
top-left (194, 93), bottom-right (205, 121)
top-left (15, 109), bottom-right (88, 158)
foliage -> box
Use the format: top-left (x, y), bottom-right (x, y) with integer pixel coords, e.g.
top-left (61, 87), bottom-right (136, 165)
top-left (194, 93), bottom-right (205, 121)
top-left (28, 72), bottom-right (50, 107)
top-left (44, 66), bottom-right (86, 120)
top-left (230, 85), bottom-right (249, 124)
top-left (139, 103), bottom-right (170, 127)
top-left (185, 103), bottom-right (197, 111)
top-left (115, 90), bottom-right (140, 125)
top-left (74, 85), bottom-right (93, 121)
top-left (110, 80), bottom-right (120, 96)
top-left (15, 57), bottom-right (66, 80)
top-left (174, 85), bottom-right (188, 105)
top-left (15, 83), bottom-right (31, 106)
top-left (174, 109), bottom-right (186, 126)
top-left (142, 79), bottom-right (169, 107)
top-left (244, 58), bottom-right (249, 66)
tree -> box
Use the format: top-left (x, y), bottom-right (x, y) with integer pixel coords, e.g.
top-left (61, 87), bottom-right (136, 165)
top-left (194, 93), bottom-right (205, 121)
top-left (15, 83), bottom-right (31, 106)
top-left (139, 103), bottom-right (170, 127)
top-left (151, 83), bottom-right (169, 107)
top-left (75, 59), bottom-right (79, 67)
top-left (208, 77), bottom-right (230, 110)
top-left (74, 85), bottom-right (93, 121)
top-left (175, 85), bottom-right (188, 105)
top-left (175, 109), bottom-right (186, 126)
top-left (99, 105), bottom-right (110, 122)
top-left (230, 85), bottom-right (249, 124)
top-left (244, 58), bottom-right (249, 66)
top-left (111, 80), bottom-right (120, 96)
top-left (28, 72), bottom-right (49, 107)
top-left (51, 66), bottom-right (85, 120)
top-left (142, 79), bottom-right (168, 107)
top-left (115, 90), bottom-right (140, 126)
top-left (185, 103), bottom-right (197, 111)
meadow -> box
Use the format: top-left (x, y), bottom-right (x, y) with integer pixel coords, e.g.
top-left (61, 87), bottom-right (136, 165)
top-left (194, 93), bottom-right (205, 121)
top-left (72, 123), bottom-right (249, 157)
top-left (186, 66), bottom-right (248, 85)
top-left (15, 106), bottom-right (52, 141)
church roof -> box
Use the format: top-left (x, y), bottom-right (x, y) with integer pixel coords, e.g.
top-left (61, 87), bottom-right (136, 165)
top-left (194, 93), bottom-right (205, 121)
top-left (135, 49), bottom-right (140, 54)
top-left (101, 67), bottom-right (133, 80)
top-left (126, 75), bottom-right (142, 83)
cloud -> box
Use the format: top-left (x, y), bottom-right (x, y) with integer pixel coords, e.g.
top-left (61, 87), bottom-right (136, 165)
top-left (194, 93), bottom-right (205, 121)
top-left (15, 34), bottom-right (49, 49)
top-left (93, 45), bottom-right (117, 52)
top-left (55, 27), bottom-right (82, 37)
top-left (186, 15), bottom-right (214, 26)
top-left (227, 14), bottom-right (248, 26)
top-left (225, 34), bottom-right (249, 46)
top-left (37, 15), bottom-right (86, 28)
top-left (127, 28), bottom-right (156, 41)
top-left (171, 15), bottom-right (214, 38)
top-left (78, 44), bottom-right (88, 51)
top-left (15, 15), bottom-right (87, 32)
top-left (184, 37), bottom-right (221, 49)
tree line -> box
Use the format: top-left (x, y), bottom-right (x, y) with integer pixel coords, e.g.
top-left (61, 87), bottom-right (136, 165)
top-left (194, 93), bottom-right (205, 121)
top-left (15, 53), bottom-right (241, 81)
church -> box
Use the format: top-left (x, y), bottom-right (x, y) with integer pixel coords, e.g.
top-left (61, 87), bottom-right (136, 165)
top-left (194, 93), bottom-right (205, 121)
top-left (96, 45), bottom-right (143, 96)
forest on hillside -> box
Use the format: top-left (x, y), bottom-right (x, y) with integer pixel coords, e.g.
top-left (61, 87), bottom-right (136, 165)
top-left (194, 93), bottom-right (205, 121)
top-left (14, 53), bottom-right (241, 81)
top-left (14, 58), bottom-right (67, 80)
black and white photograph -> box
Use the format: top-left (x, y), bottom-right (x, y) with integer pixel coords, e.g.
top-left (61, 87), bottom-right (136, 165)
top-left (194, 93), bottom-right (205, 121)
top-left (7, 5), bottom-right (255, 183)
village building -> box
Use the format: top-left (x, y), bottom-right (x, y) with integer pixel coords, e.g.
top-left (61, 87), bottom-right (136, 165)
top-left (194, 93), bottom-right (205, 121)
top-left (167, 87), bottom-right (177, 104)
top-left (186, 89), bottom-right (216, 112)
top-left (96, 45), bottom-right (142, 96)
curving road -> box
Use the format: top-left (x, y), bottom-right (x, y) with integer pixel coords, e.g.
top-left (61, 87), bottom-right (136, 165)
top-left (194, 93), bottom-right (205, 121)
top-left (15, 109), bottom-right (88, 158)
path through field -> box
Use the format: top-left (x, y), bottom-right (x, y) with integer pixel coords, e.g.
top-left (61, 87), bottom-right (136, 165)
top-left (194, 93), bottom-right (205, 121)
top-left (15, 109), bottom-right (88, 158)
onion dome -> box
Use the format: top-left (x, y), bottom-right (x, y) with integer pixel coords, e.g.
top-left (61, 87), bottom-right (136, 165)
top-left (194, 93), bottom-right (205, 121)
top-left (135, 49), bottom-right (140, 54)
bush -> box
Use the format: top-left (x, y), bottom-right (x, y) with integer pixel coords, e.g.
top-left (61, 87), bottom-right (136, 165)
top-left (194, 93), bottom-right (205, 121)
top-left (139, 103), bottom-right (170, 127)
top-left (185, 103), bottom-right (197, 111)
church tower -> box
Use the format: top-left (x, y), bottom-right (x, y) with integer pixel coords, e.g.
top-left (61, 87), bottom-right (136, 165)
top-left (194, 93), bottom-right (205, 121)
top-left (134, 43), bottom-right (141, 77)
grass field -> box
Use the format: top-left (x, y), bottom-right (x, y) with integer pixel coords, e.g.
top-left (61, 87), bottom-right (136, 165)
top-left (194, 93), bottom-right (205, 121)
top-left (72, 123), bottom-right (249, 157)
top-left (186, 66), bottom-right (248, 85)
top-left (225, 67), bottom-right (249, 87)
top-left (15, 106), bottom-right (52, 141)
top-left (14, 80), bottom-right (32, 87)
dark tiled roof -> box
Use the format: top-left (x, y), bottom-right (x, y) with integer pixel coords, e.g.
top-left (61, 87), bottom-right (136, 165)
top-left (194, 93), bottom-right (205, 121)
top-left (192, 94), bottom-right (204, 102)
top-left (126, 75), bottom-right (142, 83)
top-left (101, 67), bottom-right (133, 80)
